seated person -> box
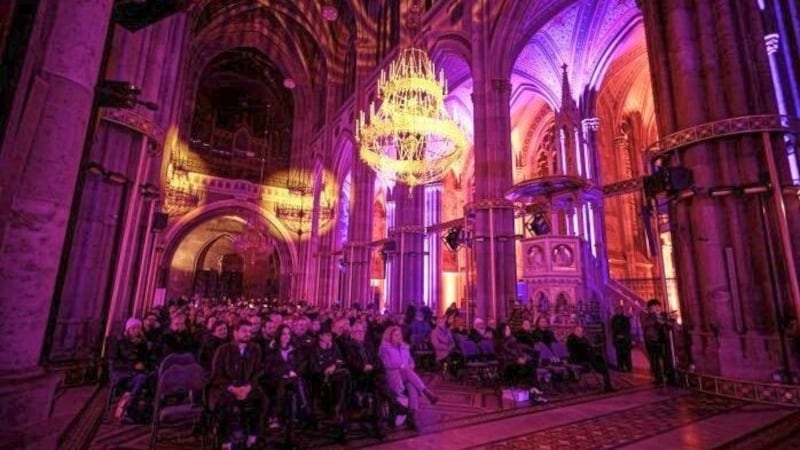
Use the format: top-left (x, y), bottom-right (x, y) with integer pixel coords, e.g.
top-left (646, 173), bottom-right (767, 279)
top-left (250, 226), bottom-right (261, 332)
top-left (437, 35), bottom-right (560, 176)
top-left (210, 320), bottom-right (264, 449)
top-left (430, 316), bottom-right (460, 372)
top-left (259, 319), bottom-right (279, 356)
top-left (531, 316), bottom-right (557, 346)
top-left (308, 323), bottom-right (351, 441)
top-left (514, 319), bottom-right (537, 349)
top-left (494, 322), bottom-right (547, 402)
top-left (530, 316), bottom-right (570, 382)
top-left (198, 321), bottom-right (228, 372)
top-left (142, 311), bottom-right (163, 348)
top-left (263, 324), bottom-right (308, 429)
top-left (344, 322), bottom-right (391, 436)
top-left (409, 311), bottom-right (433, 349)
top-left (468, 318), bottom-right (493, 343)
top-left (161, 312), bottom-right (195, 357)
top-left (379, 325), bottom-right (438, 431)
top-left (566, 325), bottom-right (614, 392)
top-left (110, 318), bottom-right (155, 424)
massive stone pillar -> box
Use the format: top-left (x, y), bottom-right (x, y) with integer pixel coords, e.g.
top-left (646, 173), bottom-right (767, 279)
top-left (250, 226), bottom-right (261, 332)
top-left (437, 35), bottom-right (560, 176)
top-left (0, 0), bottom-right (114, 446)
top-left (49, 16), bottom-right (188, 362)
top-left (424, 183), bottom-right (442, 312)
top-left (469, 76), bottom-right (517, 321)
top-left (389, 185), bottom-right (425, 314)
top-left (640, 0), bottom-right (800, 380)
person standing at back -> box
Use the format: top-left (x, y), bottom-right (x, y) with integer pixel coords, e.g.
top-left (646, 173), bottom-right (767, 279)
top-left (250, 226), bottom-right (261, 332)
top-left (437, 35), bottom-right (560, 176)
top-left (610, 306), bottom-right (632, 372)
top-left (640, 299), bottom-right (676, 386)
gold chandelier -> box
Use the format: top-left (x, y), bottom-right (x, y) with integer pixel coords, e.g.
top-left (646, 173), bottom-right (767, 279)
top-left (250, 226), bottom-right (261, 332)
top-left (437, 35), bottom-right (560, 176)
top-left (357, 48), bottom-right (467, 191)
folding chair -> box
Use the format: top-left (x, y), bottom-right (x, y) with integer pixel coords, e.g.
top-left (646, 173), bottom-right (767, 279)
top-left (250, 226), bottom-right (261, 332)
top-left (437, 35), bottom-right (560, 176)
top-left (158, 352), bottom-right (196, 375)
top-left (150, 362), bottom-right (208, 449)
top-left (455, 335), bottom-right (489, 386)
top-left (552, 342), bottom-right (602, 389)
top-left (534, 342), bottom-right (570, 391)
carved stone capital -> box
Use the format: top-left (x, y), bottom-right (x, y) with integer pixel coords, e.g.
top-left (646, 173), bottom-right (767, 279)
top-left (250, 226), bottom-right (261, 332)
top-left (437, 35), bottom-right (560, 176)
top-left (582, 117), bottom-right (600, 132)
top-left (764, 33), bottom-right (780, 55)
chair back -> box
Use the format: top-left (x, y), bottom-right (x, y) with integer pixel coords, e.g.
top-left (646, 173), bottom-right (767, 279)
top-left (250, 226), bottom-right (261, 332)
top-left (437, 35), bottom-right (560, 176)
top-left (478, 339), bottom-right (495, 357)
top-left (159, 352), bottom-right (196, 374)
top-left (458, 338), bottom-right (482, 361)
top-left (550, 342), bottom-right (570, 360)
top-left (155, 362), bottom-right (207, 402)
top-left (534, 342), bottom-right (557, 360)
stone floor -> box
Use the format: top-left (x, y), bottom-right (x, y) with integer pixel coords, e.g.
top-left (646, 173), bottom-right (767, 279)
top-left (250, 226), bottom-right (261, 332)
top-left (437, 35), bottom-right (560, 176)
top-left (69, 371), bottom-right (800, 450)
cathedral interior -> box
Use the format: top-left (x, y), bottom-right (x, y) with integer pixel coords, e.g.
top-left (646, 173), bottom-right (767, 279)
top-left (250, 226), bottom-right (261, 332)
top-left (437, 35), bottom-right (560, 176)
top-left (1, 0), bottom-right (800, 449)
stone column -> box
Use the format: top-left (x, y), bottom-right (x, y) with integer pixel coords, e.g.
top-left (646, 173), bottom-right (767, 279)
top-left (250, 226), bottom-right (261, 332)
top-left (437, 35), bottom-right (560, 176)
top-left (385, 199), bottom-right (397, 311)
top-left (424, 183), bottom-right (442, 312)
top-left (342, 36), bottom-right (377, 308)
top-left (470, 77), bottom-right (517, 320)
top-left (640, 0), bottom-right (800, 379)
top-left (389, 185), bottom-right (425, 313)
top-left (0, 0), bottom-right (113, 445)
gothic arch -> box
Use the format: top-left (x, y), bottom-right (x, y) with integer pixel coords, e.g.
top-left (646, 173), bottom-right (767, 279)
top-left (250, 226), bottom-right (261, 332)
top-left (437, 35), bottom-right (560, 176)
top-left (159, 199), bottom-right (298, 276)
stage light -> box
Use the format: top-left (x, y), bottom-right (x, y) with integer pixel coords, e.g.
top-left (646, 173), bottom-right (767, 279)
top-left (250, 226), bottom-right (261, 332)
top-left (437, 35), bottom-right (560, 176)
top-left (442, 227), bottom-right (462, 252)
top-left (526, 212), bottom-right (551, 236)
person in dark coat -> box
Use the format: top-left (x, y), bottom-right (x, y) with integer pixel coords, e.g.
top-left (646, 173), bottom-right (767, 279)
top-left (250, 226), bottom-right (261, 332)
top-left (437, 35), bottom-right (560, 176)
top-left (160, 312), bottom-right (195, 356)
top-left (531, 316), bottom-right (557, 347)
top-left (610, 306), bottom-right (633, 372)
top-left (110, 318), bottom-right (155, 424)
top-left (566, 325), bottom-right (614, 392)
top-left (308, 322), bottom-right (351, 441)
top-left (263, 324), bottom-right (309, 429)
top-left (210, 319), bottom-right (264, 449)
top-left (198, 321), bottom-right (228, 372)
top-left (640, 299), bottom-right (676, 386)
top-left (494, 322), bottom-right (547, 402)
top-left (344, 321), bottom-right (392, 437)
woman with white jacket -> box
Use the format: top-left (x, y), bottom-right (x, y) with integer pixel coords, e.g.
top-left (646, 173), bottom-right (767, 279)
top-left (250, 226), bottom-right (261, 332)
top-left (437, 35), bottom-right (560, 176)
top-left (379, 325), bottom-right (438, 430)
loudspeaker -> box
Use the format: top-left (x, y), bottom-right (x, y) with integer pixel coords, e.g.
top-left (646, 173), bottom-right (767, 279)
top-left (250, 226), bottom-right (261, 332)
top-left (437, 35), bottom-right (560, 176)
top-left (664, 167), bottom-right (693, 192)
top-left (526, 213), bottom-right (551, 236)
top-left (442, 228), bottom-right (462, 252)
top-left (643, 166), bottom-right (693, 197)
top-left (643, 173), bottom-right (666, 198)
top-left (152, 212), bottom-right (169, 231)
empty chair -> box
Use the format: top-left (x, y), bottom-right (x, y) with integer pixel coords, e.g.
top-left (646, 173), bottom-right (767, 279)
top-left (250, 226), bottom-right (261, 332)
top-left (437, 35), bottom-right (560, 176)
top-left (158, 352), bottom-right (196, 375)
top-left (150, 362), bottom-right (207, 449)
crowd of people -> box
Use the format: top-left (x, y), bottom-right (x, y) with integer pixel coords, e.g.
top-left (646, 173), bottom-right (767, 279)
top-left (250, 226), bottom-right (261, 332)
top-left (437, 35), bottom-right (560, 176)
top-left (108, 297), bottom-right (635, 448)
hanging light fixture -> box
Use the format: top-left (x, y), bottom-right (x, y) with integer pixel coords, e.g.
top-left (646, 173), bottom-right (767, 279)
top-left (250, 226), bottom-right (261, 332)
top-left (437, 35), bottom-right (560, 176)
top-left (164, 152), bottom-right (200, 216)
top-left (357, 47), bottom-right (467, 192)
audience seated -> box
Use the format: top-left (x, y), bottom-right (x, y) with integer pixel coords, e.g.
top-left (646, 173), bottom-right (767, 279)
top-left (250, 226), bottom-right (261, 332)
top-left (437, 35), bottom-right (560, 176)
top-left (431, 316), bottom-right (458, 371)
top-left (493, 322), bottom-right (547, 402)
top-left (531, 316), bottom-right (557, 346)
top-left (469, 318), bottom-right (494, 342)
top-left (263, 324), bottom-right (309, 430)
top-left (161, 312), bottom-right (195, 356)
top-left (514, 319), bottom-right (537, 348)
top-left (308, 323), bottom-right (351, 442)
top-left (210, 319), bottom-right (264, 449)
top-left (110, 318), bottom-right (156, 424)
top-left (198, 320), bottom-right (228, 372)
top-left (104, 296), bottom-right (623, 445)
top-left (566, 325), bottom-right (614, 392)
top-left (344, 321), bottom-right (391, 437)
top-left (379, 325), bottom-right (438, 431)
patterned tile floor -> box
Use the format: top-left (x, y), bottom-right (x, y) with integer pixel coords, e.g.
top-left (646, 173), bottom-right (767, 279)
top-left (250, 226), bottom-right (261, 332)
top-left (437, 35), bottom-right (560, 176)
top-left (75, 371), bottom-right (800, 450)
top-left (469, 394), bottom-right (745, 449)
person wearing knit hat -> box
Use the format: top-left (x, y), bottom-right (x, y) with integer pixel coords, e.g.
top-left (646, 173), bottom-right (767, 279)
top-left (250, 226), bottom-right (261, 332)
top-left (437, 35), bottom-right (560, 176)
top-left (125, 317), bottom-right (143, 334)
top-left (111, 317), bottom-right (152, 424)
